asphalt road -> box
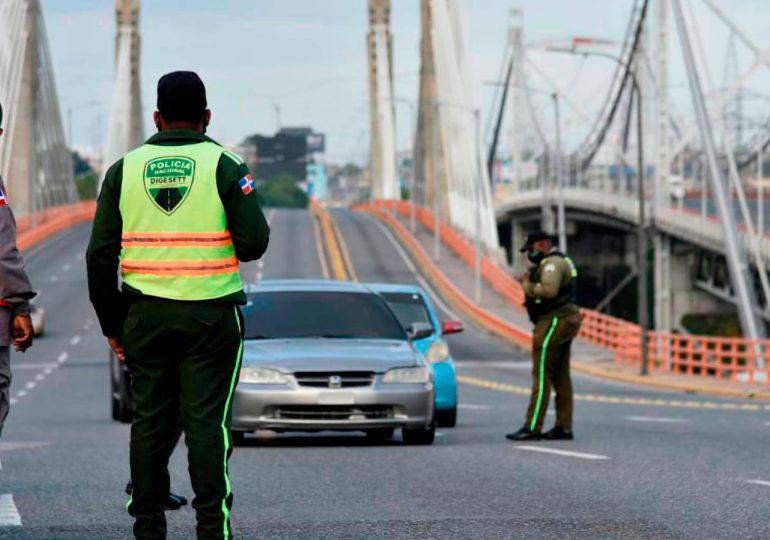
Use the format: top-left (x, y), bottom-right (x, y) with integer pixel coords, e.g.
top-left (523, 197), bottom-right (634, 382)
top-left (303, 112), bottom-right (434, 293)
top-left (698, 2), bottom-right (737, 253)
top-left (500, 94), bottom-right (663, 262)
top-left (0, 208), bottom-right (768, 539)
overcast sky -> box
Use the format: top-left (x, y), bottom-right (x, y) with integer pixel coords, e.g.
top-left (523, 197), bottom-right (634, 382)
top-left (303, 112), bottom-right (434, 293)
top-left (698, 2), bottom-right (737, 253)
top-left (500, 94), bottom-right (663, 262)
top-left (42, 0), bottom-right (770, 165)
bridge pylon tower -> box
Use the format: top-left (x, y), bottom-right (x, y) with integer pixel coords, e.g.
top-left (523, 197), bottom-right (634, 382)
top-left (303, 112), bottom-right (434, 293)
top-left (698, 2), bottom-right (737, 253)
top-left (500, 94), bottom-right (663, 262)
top-left (104, 0), bottom-right (145, 173)
top-left (0, 0), bottom-right (76, 218)
top-left (367, 0), bottom-right (398, 200)
top-left (413, 0), bottom-right (499, 249)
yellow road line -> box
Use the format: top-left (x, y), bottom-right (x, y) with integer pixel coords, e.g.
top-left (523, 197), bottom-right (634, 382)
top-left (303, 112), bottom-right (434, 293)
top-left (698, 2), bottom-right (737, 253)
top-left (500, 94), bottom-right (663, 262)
top-left (310, 207), bottom-right (330, 279)
top-left (330, 214), bottom-right (359, 282)
top-left (311, 202), bottom-right (349, 281)
top-left (458, 375), bottom-right (770, 412)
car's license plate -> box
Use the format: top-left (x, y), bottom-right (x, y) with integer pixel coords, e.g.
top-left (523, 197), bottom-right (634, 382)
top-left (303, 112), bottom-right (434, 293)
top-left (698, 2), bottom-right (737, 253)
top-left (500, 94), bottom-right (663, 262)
top-left (317, 393), bottom-right (355, 405)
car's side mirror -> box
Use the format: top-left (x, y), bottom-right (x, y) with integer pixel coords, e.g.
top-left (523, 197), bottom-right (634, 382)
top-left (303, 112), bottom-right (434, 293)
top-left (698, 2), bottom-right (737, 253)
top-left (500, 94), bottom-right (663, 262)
top-left (407, 322), bottom-right (434, 341)
top-left (441, 320), bottom-right (464, 335)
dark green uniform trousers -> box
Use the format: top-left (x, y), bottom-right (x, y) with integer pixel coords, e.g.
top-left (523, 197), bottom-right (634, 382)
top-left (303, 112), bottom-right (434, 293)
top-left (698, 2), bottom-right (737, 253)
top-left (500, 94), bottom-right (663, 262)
top-left (123, 298), bottom-right (243, 540)
top-left (525, 311), bottom-right (581, 432)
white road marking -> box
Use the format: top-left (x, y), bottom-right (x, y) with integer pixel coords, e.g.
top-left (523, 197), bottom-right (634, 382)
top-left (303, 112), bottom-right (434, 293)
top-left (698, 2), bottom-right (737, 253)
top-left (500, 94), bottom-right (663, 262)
top-left (70, 335), bottom-right (81, 346)
top-left (458, 404), bottom-right (491, 410)
top-left (8, 398), bottom-right (16, 406)
top-left (516, 445), bottom-right (610, 461)
top-left (76, 252), bottom-right (85, 261)
top-left (257, 260), bottom-right (264, 269)
top-left (365, 214), bottom-right (464, 322)
top-left (435, 431), bottom-right (446, 438)
top-left (745, 479), bottom-right (770, 487)
top-left (11, 363), bottom-right (58, 370)
top-left (16, 391), bottom-right (27, 398)
top-left (62, 263), bottom-right (71, 272)
top-left (57, 352), bottom-right (68, 364)
top-left (627, 416), bottom-right (690, 424)
top-left (256, 271), bottom-right (263, 281)
top-left (34, 374), bottom-right (44, 382)
top-left (0, 494), bottom-right (22, 526)
top-left (43, 367), bottom-right (54, 376)
top-left (0, 441), bottom-right (49, 451)
top-left (49, 275), bottom-right (58, 282)
top-left (764, 422), bottom-right (770, 427)
top-left (24, 382), bottom-right (35, 391)
top-left (84, 319), bottom-right (94, 330)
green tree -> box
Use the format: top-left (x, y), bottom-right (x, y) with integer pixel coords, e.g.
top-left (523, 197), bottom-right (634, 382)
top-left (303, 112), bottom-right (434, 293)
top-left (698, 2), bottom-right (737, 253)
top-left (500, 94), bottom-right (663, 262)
top-left (258, 174), bottom-right (309, 208)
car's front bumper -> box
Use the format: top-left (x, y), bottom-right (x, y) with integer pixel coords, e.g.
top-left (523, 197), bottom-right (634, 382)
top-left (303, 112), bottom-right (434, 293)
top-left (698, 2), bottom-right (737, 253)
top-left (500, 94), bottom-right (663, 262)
top-left (231, 381), bottom-right (434, 432)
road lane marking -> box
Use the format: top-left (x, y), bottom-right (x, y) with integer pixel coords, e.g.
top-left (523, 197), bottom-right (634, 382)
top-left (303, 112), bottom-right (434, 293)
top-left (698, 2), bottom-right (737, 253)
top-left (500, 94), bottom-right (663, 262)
top-left (0, 441), bottom-right (49, 451)
top-left (11, 363), bottom-right (58, 370)
top-left (34, 374), bottom-right (44, 382)
top-left (16, 391), bottom-right (27, 398)
top-left (311, 208), bottom-right (331, 279)
top-left (627, 416), bottom-right (690, 424)
top-left (83, 319), bottom-right (94, 330)
top-left (9, 398), bottom-right (16, 406)
top-left (70, 335), bottom-right (81, 346)
top-left (458, 404), bottom-right (491, 410)
top-left (49, 275), bottom-right (58, 282)
top-left (24, 382), bottom-right (35, 391)
top-left (516, 445), bottom-right (610, 461)
top-left (764, 422), bottom-right (770, 426)
top-left (745, 479), bottom-right (770, 487)
top-left (57, 352), bottom-right (68, 364)
top-left (365, 214), bottom-right (464, 322)
top-left (0, 494), bottom-right (22, 526)
top-left (62, 263), bottom-right (71, 272)
top-left (257, 260), bottom-right (264, 269)
top-left (458, 374), bottom-right (770, 412)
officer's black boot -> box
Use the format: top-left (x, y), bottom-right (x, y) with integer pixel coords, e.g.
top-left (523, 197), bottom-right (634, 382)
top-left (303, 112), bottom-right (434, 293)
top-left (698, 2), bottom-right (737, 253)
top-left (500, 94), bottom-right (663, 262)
top-left (506, 426), bottom-right (542, 441)
top-left (543, 427), bottom-right (574, 440)
top-left (126, 480), bottom-right (188, 510)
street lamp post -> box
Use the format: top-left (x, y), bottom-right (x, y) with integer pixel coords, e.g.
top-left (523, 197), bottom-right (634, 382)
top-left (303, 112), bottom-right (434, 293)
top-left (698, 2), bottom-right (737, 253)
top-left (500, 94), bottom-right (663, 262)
top-left (432, 102), bottom-right (441, 261)
top-left (545, 46), bottom-right (650, 375)
top-left (393, 98), bottom-right (418, 234)
top-left (552, 93), bottom-right (567, 252)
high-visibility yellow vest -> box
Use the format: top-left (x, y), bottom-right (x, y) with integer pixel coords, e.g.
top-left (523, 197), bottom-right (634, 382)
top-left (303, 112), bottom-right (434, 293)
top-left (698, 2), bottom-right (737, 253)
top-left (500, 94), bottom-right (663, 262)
top-left (119, 141), bottom-right (243, 301)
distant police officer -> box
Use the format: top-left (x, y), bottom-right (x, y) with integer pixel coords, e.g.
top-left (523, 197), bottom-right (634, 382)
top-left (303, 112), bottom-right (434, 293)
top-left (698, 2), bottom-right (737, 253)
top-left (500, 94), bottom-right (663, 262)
top-left (87, 72), bottom-right (270, 540)
top-left (0, 102), bottom-right (36, 439)
top-left (507, 231), bottom-right (580, 442)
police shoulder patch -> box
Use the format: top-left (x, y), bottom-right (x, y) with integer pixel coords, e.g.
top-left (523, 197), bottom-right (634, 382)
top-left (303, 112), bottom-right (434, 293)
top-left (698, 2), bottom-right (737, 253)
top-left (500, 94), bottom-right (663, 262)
top-left (544, 263), bottom-right (556, 273)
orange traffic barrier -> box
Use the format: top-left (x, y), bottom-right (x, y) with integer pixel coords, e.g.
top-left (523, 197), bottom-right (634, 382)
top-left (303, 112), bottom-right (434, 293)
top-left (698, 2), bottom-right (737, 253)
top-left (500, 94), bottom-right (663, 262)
top-left (356, 200), bottom-right (770, 386)
top-left (16, 201), bottom-right (96, 251)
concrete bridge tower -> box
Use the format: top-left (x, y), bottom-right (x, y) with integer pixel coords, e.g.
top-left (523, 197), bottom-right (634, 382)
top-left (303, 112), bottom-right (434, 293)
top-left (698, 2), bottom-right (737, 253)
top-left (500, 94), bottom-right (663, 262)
top-left (0, 0), bottom-right (76, 218)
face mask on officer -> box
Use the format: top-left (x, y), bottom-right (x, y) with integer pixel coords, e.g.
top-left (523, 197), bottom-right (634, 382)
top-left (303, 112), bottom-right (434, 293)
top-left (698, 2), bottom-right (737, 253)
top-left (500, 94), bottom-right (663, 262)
top-left (527, 249), bottom-right (545, 265)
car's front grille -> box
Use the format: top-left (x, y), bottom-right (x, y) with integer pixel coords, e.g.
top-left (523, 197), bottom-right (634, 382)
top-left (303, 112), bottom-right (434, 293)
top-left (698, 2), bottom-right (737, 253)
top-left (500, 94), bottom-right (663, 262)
top-left (273, 405), bottom-right (392, 421)
top-left (293, 371), bottom-right (375, 388)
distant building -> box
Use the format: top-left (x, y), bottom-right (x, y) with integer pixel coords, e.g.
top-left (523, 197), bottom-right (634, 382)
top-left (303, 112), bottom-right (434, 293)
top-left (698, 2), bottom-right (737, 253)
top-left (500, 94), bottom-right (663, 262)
top-left (245, 127), bottom-right (326, 184)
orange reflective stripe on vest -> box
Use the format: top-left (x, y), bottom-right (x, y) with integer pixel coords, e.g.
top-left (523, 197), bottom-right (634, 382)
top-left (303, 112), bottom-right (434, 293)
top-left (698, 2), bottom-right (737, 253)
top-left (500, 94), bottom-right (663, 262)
top-left (122, 231), bottom-right (233, 248)
top-left (121, 257), bottom-right (239, 277)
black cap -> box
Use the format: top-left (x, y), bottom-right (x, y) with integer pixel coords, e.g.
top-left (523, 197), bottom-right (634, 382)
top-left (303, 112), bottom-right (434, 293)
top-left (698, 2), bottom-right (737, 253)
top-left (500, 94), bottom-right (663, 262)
top-left (156, 71), bottom-right (207, 123)
top-left (519, 230), bottom-right (553, 252)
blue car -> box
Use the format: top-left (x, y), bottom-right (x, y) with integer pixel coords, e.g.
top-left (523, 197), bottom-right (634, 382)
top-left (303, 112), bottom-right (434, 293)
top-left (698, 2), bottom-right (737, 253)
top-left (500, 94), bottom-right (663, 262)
top-left (369, 283), bottom-right (462, 427)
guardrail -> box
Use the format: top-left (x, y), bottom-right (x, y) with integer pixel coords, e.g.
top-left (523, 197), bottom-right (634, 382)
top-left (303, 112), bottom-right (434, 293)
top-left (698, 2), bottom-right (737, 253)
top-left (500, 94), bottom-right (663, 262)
top-left (359, 200), bottom-right (770, 386)
top-left (16, 201), bottom-right (96, 251)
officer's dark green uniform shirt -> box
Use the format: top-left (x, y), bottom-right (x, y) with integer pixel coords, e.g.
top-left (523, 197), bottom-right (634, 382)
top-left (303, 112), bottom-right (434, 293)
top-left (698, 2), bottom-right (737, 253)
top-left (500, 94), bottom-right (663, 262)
top-left (87, 130), bottom-right (270, 336)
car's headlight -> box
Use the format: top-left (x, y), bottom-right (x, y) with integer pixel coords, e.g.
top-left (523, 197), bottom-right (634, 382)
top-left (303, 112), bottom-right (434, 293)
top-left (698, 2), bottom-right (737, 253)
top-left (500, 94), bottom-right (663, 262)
top-left (239, 367), bottom-right (288, 384)
top-left (426, 340), bottom-right (450, 363)
top-left (383, 367), bottom-right (430, 384)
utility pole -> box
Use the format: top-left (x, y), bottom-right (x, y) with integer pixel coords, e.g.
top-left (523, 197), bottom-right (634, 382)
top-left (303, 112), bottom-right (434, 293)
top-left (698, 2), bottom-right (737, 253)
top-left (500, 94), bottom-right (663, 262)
top-left (433, 102), bottom-right (441, 260)
top-left (474, 109), bottom-right (483, 304)
top-left (552, 93), bottom-right (567, 252)
top-left (636, 82), bottom-right (650, 376)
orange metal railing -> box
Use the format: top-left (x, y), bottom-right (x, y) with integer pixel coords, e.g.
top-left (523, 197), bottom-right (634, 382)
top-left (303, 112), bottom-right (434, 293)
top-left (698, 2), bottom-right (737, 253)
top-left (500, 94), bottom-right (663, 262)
top-left (356, 200), bottom-right (770, 386)
top-left (16, 201), bottom-right (96, 251)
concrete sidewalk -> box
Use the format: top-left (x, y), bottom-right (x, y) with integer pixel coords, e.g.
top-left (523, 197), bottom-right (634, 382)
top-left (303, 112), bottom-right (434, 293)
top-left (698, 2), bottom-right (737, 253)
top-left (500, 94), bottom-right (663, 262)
top-left (378, 208), bottom-right (770, 400)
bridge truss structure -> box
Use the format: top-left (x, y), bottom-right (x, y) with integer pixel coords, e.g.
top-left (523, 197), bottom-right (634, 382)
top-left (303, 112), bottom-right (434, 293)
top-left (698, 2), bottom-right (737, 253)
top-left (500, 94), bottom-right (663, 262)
top-left (492, 0), bottom-right (770, 342)
top-left (0, 0), bottom-right (76, 218)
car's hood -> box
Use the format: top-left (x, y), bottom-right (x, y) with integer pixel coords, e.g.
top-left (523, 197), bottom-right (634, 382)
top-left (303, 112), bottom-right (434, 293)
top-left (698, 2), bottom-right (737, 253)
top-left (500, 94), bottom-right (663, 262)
top-left (242, 338), bottom-right (421, 373)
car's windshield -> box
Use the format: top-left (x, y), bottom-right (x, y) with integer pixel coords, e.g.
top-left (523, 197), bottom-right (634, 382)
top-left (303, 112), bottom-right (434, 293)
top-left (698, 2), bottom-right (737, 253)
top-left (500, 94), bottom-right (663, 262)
top-left (381, 292), bottom-right (434, 335)
top-left (243, 291), bottom-right (407, 341)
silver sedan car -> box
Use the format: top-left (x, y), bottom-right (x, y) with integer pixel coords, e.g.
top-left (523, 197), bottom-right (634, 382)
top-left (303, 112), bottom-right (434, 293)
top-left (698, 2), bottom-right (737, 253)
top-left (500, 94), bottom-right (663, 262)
top-left (231, 280), bottom-right (436, 445)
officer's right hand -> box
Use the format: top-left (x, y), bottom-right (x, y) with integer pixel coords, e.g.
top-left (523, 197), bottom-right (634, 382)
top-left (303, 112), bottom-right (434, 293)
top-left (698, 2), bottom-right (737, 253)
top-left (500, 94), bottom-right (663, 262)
top-left (12, 315), bottom-right (34, 352)
top-left (108, 336), bottom-right (126, 362)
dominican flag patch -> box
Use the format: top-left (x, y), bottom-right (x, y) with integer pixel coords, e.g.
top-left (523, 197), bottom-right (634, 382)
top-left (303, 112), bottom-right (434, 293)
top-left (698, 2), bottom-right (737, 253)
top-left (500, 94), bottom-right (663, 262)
top-left (0, 185), bottom-right (7, 207)
top-left (239, 174), bottom-right (255, 195)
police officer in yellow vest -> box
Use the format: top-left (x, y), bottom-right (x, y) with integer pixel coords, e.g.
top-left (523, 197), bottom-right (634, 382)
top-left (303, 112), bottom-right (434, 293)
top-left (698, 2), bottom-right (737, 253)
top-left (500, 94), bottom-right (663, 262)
top-left (507, 231), bottom-right (581, 442)
top-left (87, 72), bottom-right (270, 540)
